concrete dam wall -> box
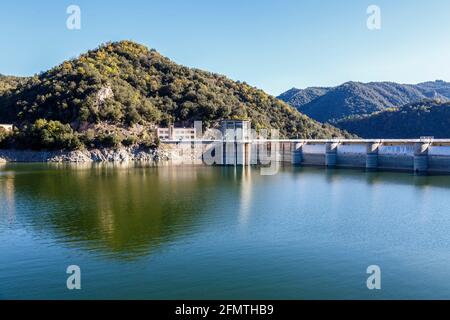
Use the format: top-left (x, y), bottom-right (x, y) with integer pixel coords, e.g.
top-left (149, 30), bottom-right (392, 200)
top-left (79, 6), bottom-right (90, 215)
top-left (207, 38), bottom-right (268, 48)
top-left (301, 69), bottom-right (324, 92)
top-left (161, 139), bottom-right (450, 174)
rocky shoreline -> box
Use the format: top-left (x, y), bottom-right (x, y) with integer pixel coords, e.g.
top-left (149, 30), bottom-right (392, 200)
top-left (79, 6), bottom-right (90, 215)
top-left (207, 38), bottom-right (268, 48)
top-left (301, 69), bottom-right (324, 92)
top-left (0, 146), bottom-right (171, 163)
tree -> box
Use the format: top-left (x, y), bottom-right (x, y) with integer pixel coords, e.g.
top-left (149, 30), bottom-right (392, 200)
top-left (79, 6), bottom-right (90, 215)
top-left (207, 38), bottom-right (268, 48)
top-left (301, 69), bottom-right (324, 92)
top-left (0, 127), bottom-right (12, 148)
top-left (21, 119), bottom-right (81, 150)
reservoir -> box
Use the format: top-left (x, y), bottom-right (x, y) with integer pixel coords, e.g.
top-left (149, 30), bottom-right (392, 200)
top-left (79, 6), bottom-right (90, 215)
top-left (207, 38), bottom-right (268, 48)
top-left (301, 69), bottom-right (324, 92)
top-left (1, 163), bottom-right (450, 299)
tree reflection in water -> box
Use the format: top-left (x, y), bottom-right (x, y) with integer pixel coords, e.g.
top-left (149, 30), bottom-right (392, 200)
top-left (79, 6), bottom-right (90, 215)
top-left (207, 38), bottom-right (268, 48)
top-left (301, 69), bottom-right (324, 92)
top-left (0, 163), bottom-right (237, 260)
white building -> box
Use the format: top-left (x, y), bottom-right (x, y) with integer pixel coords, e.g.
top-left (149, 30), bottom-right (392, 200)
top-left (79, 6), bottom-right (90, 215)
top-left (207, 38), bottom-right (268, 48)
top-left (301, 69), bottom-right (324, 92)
top-left (220, 119), bottom-right (251, 141)
top-left (157, 120), bottom-right (251, 141)
top-left (157, 125), bottom-right (196, 141)
top-left (0, 124), bottom-right (13, 132)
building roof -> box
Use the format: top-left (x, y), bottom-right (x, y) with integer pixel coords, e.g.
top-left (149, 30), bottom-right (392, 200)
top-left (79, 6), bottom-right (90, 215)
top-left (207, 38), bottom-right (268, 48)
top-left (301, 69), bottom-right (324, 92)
top-left (221, 119), bottom-right (250, 122)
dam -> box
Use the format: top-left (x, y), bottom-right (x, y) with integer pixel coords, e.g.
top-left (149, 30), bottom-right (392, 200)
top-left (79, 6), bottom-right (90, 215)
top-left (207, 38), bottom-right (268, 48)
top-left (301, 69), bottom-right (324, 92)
top-left (157, 120), bottom-right (450, 174)
top-left (161, 137), bottom-right (450, 175)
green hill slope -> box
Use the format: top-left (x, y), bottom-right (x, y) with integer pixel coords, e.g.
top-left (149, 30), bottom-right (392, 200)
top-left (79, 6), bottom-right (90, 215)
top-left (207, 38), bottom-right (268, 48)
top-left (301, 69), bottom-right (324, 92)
top-left (335, 100), bottom-right (450, 138)
top-left (0, 41), bottom-right (352, 149)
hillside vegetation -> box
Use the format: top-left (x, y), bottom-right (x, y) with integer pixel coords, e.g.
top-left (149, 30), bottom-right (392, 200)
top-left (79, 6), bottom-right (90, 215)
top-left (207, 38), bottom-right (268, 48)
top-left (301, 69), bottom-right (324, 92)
top-left (0, 75), bottom-right (28, 95)
top-left (335, 100), bottom-right (450, 139)
top-left (278, 81), bottom-right (450, 123)
top-left (0, 41), bottom-right (352, 150)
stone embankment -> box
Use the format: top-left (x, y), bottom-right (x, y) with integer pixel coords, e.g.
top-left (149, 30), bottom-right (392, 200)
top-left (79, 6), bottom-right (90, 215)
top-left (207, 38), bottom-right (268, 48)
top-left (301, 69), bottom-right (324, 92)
top-left (0, 146), bottom-right (171, 163)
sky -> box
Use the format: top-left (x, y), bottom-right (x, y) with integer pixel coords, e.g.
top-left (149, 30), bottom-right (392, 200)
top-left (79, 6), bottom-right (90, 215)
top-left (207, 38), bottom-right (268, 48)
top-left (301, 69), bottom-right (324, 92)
top-left (0, 0), bottom-right (450, 95)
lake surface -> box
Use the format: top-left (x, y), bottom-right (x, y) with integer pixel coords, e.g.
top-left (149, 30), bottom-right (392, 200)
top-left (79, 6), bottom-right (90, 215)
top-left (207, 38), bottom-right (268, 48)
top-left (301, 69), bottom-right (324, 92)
top-left (1, 163), bottom-right (450, 299)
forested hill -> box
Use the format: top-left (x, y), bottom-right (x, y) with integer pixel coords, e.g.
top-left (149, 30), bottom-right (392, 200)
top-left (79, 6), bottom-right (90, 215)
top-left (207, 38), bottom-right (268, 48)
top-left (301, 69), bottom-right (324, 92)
top-left (278, 81), bottom-right (450, 123)
top-left (0, 74), bottom-right (28, 95)
top-left (335, 100), bottom-right (450, 139)
top-left (277, 87), bottom-right (331, 107)
top-left (0, 41), bottom-right (352, 150)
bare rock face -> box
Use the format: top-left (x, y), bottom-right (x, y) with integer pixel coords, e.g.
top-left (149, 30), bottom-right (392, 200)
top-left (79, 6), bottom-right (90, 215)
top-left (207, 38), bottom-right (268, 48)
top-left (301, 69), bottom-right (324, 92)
top-left (96, 86), bottom-right (114, 104)
top-left (0, 147), bottom-right (167, 163)
top-left (47, 150), bottom-right (93, 163)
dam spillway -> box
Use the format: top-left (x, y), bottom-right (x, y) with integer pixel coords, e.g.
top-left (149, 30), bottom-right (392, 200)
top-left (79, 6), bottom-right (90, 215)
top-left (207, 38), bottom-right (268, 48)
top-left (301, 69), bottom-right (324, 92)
top-left (161, 139), bottom-right (450, 174)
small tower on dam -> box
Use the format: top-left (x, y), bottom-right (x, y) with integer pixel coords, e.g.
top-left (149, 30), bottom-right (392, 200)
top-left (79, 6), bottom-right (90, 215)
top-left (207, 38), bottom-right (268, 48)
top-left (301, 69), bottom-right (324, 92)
top-left (221, 120), bottom-right (251, 141)
top-left (220, 119), bottom-right (252, 166)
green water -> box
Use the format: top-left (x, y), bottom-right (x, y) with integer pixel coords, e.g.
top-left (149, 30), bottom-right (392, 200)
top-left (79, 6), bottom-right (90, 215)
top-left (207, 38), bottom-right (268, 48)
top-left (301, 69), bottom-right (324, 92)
top-left (1, 163), bottom-right (450, 299)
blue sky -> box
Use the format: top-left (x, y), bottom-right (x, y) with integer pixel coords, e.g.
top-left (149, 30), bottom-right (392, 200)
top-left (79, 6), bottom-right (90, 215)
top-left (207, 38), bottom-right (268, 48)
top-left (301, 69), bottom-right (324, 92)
top-left (0, 0), bottom-right (449, 95)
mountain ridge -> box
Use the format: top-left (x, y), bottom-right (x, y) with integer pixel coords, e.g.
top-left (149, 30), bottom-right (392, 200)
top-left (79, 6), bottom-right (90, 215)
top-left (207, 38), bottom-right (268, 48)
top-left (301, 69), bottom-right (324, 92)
top-left (278, 80), bottom-right (450, 123)
top-left (335, 99), bottom-right (450, 138)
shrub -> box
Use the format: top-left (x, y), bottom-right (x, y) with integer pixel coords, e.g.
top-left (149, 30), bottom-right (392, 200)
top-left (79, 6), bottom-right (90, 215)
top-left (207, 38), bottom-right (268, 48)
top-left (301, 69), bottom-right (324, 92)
top-left (122, 135), bottom-right (138, 147)
top-left (98, 133), bottom-right (123, 149)
top-left (140, 134), bottom-right (159, 149)
top-left (19, 119), bottom-right (81, 150)
top-left (0, 127), bottom-right (12, 148)
top-left (80, 129), bottom-right (96, 149)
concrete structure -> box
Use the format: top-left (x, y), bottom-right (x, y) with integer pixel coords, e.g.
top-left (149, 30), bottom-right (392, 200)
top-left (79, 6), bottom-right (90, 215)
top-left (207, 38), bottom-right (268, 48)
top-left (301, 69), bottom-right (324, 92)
top-left (220, 120), bottom-right (252, 166)
top-left (221, 120), bottom-right (251, 141)
top-left (366, 142), bottom-right (380, 170)
top-left (161, 137), bottom-right (450, 174)
top-left (0, 124), bottom-right (13, 132)
top-left (414, 142), bottom-right (429, 173)
top-left (325, 142), bottom-right (338, 167)
top-left (157, 125), bottom-right (196, 141)
top-left (158, 120), bottom-right (450, 174)
top-left (291, 142), bottom-right (303, 165)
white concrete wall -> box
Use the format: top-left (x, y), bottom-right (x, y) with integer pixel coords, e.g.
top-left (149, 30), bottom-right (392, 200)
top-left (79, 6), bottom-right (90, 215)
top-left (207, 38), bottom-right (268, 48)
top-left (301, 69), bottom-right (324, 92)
top-left (160, 141), bottom-right (450, 173)
top-left (303, 144), bottom-right (326, 154)
top-left (429, 146), bottom-right (450, 156)
top-left (236, 143), bottom-right (245, 165)
top-left (225, 142), bottom-right (236, 165)
top-left (379, 145), bottom-right (415, 155)
top-left (337, 144), bottom-right (366, 154)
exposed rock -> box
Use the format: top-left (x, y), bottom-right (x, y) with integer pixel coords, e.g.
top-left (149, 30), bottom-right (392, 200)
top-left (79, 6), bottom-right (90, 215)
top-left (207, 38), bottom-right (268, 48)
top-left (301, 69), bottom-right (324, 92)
top-left (96, 85), bottom-right (114, 104)
top-left (0, 146), bottom-right (170, 163)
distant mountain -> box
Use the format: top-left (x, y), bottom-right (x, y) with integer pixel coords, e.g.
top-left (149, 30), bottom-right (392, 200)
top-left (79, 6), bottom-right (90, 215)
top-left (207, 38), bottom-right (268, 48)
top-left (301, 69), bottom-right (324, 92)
top-left (277, 87), bottom-right (331, 107)
top-left (335, 100), bottom-right (450, 139)
top-left (416, 80), bottom-right (450, 98)
top-left (278, 81), bottom-right (450, 123)
top-left (0, 41), bottom-right (353, 150)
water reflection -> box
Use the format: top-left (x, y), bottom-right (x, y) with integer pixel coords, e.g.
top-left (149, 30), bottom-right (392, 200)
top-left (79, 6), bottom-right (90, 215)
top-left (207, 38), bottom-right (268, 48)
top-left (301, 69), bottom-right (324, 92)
top-left (1, 164), bottom-right (450, 261)
top-left (2, 164), bottom-right (450, 299)
top-left (0, 163), bottom-right (231, 259)
top-left (0, 176), bottom-right (15, 223)
top-left (238, 167), bottom-right (253, 226)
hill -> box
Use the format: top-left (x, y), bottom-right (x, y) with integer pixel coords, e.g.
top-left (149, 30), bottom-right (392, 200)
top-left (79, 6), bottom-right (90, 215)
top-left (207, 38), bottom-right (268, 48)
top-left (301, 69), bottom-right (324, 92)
top-left (277, 87), bottom-right (331, 107)
top-left (278, 81), bottom-right (450, 123)
top-left (0, 41), bottom-right (352, 150)
top-left (0, 74), bottom-right (28, 95)
top-left (335, 100), bottom-right (450, 138)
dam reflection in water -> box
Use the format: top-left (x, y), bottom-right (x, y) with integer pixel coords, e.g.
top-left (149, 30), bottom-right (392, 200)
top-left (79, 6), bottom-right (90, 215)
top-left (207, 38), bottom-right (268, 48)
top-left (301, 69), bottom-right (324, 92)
top-left (0, 163), bottom-right (450, 299)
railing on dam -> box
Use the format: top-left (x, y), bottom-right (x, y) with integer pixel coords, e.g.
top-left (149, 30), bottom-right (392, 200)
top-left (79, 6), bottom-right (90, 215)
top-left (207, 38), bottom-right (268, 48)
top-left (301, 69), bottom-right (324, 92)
top-left (160, 139), bottom-right (450, 174)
